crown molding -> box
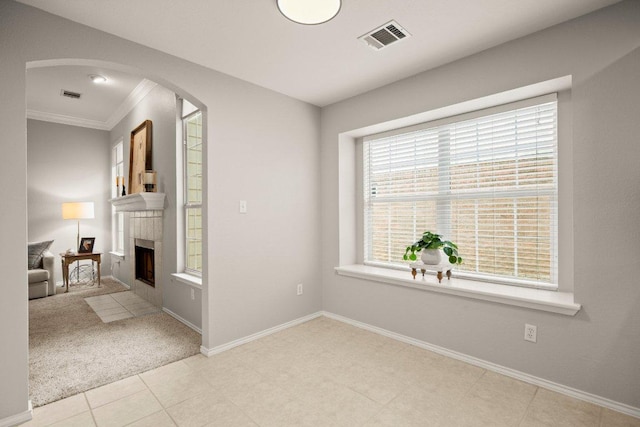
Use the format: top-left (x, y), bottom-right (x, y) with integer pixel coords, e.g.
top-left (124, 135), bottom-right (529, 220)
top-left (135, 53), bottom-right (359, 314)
top-left (105, 79), bottom-right (157, 130)
top-left (27, 79), bottom-right (158, 131)
top-left (26, 109), bottom-right (110, 130)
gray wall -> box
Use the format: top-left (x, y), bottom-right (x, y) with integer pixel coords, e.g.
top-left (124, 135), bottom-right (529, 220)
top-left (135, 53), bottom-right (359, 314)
top-left (320, 1), bottom-right (640, 409)
top-left (0, 1), bottom-right (320, 421)
top-left (27, 120), bottom-right (111, 283)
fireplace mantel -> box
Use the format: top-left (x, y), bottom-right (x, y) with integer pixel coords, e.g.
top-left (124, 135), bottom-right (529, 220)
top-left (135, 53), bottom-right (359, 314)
top-left (109, 193), bottom-right (166, 212)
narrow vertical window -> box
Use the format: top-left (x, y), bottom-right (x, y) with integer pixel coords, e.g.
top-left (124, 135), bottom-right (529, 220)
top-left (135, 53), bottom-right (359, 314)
top-left (111, 140), bottom-right (125, 253)
top-left (182, 100), bottom-right (203, 275)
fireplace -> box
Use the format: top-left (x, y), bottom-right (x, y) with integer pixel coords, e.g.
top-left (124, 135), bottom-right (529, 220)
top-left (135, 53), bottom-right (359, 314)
top-left (134, 239), bottom-right (155, 287)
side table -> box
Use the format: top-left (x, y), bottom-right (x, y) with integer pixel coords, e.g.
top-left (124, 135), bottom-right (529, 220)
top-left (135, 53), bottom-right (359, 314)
top-left (60, 252), bottom-right (102, 293)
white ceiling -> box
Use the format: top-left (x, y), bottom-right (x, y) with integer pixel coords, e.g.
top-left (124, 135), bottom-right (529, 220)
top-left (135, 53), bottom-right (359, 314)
top-left (27, 66), bottom-right (156, 130)
top-left (20, 0), bottom-right (620, 113)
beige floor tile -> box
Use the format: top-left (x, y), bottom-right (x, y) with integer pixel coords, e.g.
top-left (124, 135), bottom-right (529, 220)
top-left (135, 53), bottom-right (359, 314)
top-left (363, 405), bottom-right (448, 427)
top-left (166, 389), bottom-right (255, 427)
top-left (520, 388), bottom-right (602, 427)
top-left (91, 389), bottom-right (162, 427)
top-left (600, 408), bottom-right (640, 427)
top-left (99, 312), bottom-right (134, 323)
top-left (200, 363), bottom-right (264, 396)
top-left (85, 375), bottom-right (147, 409)
top-left (253, 399), bottom-right (342, 427)
top-left (128, 306), bottom-right (160, 316)
top-left (386, 380), bottom-right (468, 422)
top-left (25, 394), bottom-right (89, 427)
top-left (85, 299), bottom-right (121, 310)
top-left (94, 306), bottom-right (129, 317)
top-left (48, 410), bottom-right (95, 427)
top-left (224, 379), bottom-right (296, 423)
top-left (126, 410), bottom-right (176, 427)
top-left (444, 371), bottom-right (537, 426)
top-left (330, 359), bottom-right (407, 404)
top-left (298, 378), bottom-right (382, 426)
top-left (143, 371), bottom-right (214, 408)
top-left (139, 360), bottom-right (193, 384)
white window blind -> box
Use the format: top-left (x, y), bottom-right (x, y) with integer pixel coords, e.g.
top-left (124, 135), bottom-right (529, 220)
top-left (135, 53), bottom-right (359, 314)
top-left (363, 95), bottom-right (558, 287)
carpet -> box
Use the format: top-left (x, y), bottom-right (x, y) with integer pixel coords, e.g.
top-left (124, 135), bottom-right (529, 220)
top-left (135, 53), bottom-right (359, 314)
top-left (29, 278), bottom-right (201, 407)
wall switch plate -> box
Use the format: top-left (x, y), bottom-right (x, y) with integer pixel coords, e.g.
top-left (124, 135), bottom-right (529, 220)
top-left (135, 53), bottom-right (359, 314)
top-left (190, 288), bottom-right (195, 300)
top-left (239, 200), bottom-right (247, 214)
top-left (297, 283), bottom-right (303, 295)
top-left (524, 324), bottom-right (537, 343)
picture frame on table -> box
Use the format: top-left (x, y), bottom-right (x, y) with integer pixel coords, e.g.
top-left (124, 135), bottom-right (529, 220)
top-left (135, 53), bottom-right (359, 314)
top-left (78, 237), bottom-right (95, 253)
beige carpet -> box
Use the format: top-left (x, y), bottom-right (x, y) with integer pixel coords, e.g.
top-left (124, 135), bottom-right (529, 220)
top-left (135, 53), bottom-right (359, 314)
top-left (29, 278), bottom-right (201, 407)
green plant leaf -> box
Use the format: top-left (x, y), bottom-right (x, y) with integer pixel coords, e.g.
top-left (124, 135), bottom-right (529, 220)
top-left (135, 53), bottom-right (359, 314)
top-left (409, 253), bottom-right (417, 261)
top-left (449, 255), bottom-right (457, 264)
top-left (443, 247), bottom-right (452, 256)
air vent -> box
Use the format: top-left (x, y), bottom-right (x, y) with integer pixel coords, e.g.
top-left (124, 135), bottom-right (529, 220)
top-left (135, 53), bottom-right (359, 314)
top-left (60, 89), bottom-right (82, 99)
top-left (359, 20), bottom-right (411, 51)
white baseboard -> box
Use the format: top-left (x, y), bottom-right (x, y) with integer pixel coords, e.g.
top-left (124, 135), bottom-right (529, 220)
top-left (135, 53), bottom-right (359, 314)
top-left (322, 311), bottom-right (640, 419)
top-left (200, 311), bottom-right (323, 357)
top-left (162, 307), bottom-right (201, 334)
top-left (0, 400), bottom-right (32, 427)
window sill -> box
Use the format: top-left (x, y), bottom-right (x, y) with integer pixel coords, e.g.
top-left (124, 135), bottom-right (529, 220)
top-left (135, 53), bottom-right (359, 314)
top-left (171, 273), bottom-right (202, 290)
top-left (335, 264), bottom-right (581, 316)
top-left (109, 251), bottom-right (125, 260)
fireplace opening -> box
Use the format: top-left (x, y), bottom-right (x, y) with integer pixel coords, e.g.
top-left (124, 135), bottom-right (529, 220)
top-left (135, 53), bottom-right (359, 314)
top-left (135, 239), bottom-right (155, 287)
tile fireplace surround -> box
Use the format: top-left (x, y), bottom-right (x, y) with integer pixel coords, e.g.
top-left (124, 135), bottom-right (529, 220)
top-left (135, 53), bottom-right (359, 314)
top-left (129, 210), bottom-right (163, 307)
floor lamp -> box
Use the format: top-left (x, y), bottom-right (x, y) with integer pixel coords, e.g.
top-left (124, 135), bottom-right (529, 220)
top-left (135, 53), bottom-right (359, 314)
top-left (62, 202), bottom-right (95, 283)
top-left (62, 201), bottom-right (95, 251)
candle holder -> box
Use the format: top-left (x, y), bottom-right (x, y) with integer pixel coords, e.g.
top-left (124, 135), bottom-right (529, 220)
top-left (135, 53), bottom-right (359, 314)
top-left (143, 170), bottom-right (157, 192)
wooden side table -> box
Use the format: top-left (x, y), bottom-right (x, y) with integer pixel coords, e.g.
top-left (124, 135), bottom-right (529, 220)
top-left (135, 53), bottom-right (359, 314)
top-left (60, 252), bottom-right (102, 293)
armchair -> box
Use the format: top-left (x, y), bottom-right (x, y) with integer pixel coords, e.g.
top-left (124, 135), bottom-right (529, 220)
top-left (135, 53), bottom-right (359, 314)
top-left (28, 250), bottom-right (56, 299)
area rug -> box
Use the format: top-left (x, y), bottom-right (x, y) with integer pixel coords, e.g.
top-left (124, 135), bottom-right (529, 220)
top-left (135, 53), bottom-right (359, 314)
top-left (29, 278), bottom-right (201, 407)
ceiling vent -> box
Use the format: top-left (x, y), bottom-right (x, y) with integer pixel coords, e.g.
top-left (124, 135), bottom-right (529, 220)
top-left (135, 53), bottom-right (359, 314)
top-left (359, 20), bottom-right (411, 51)
top-left (60, 89), bottom-right (82, 100)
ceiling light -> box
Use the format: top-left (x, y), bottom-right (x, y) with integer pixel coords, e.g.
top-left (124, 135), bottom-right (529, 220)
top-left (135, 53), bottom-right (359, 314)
top-left (89, 74), bottom-right (107, 84)
top-left (277, 0), bottom-right (341, 25)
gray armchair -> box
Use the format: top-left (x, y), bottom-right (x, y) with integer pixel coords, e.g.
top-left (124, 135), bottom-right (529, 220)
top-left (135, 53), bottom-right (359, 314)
top-left (28, 250), bottom-right (56, 299)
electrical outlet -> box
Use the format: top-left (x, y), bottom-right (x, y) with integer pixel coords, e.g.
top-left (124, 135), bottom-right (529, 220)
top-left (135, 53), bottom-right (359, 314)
top-left (297, 283), bottom-right (303, 295)
top-left (190, 288), bottom-right (195, 300)
top-left (524, 324), bottom-right (537, 343)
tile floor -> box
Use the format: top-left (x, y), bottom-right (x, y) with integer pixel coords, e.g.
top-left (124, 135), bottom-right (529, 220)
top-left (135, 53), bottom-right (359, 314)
top-left (85, 291), bottom-right (160, 323)
top-left (21, 317), bottom-right (639, 426)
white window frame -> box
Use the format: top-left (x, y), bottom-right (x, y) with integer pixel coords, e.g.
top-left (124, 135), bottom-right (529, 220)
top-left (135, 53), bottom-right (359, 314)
top-left (362, 95), bottom-right (559, 290)
top-left (334, 77), bottom-right (579, 315)
top-left (111, 139), bottom-right (125, 255)
top-left (180, 100), bottom-right (203, 277)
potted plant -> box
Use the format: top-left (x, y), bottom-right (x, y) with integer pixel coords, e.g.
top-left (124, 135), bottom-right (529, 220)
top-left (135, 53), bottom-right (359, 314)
top-left (403, 231), bottom-right (463, 265)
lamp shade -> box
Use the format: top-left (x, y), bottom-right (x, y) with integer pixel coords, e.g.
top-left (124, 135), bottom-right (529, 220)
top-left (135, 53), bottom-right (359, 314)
top-left (62, 202), bottom-right (95, 220)
top-left (277, 0), bottom-right (341, 25)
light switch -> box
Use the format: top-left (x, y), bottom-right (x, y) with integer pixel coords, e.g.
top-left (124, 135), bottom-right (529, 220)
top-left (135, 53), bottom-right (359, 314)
top-left (239, 200), bottom-right (247, 214)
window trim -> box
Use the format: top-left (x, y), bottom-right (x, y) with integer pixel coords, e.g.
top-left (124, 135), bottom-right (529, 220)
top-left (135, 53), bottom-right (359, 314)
top-left (111, 139), bottom-right (125, 254)
top-left (338, 77), bottom-right (576, 305)
top-left (335, 264), bottom-right (580, 316)
top-left (181, 104), bottom-right (203, 277)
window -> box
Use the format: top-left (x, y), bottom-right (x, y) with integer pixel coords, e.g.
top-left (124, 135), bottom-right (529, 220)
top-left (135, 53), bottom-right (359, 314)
top-left (181, 100), bottom-right (203, 275)
top-left (363, 95), bottom-right (558, 287)
top-left (111, 140), bottom-right (124, 254)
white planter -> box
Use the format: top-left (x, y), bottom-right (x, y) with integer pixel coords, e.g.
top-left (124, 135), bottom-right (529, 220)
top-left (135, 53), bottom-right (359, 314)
top-left (420, 249), bottom-right (442, 265)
